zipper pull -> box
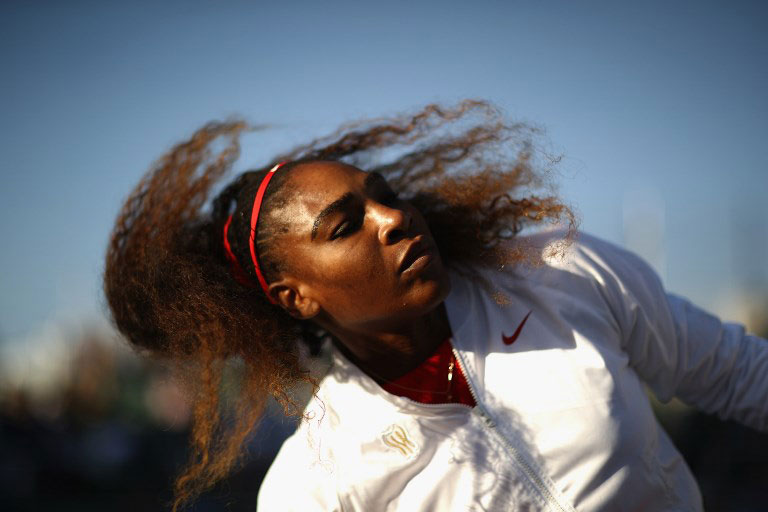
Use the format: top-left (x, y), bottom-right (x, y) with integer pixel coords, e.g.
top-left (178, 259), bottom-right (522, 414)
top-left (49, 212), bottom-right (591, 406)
top-left (477, 408), bottom-right (496, 428)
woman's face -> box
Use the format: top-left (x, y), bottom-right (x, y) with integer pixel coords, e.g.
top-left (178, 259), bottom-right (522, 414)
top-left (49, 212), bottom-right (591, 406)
top-left (268, 161), bottom-right (450, 334)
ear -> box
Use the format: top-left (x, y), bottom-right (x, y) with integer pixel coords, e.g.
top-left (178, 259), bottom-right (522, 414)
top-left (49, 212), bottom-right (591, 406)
top-left (268, 278), bottom-right (321, 320)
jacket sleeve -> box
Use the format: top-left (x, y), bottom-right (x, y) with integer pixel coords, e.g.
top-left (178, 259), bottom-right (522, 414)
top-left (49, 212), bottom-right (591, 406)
top-left (576, 232), bottom-right (768, 432)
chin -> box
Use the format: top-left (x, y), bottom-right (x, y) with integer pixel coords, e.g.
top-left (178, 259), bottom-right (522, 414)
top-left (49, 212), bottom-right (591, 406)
top-left (409, 266), bottom-right (452, 313)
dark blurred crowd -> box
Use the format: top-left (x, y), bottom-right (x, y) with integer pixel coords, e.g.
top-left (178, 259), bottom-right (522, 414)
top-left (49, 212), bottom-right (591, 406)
top-left (0, 329), bottom-right (297, 512)
top-left (1, 324), bottom-right (767, 511)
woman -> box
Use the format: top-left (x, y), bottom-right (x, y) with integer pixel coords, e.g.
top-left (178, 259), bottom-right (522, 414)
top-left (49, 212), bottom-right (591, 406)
top-left (104, 100), bottom-right (768, 511)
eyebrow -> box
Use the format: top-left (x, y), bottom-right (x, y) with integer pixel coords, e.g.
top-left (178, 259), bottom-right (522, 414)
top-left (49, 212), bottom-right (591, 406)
top-left (310, 172), bottom-right (387, 241)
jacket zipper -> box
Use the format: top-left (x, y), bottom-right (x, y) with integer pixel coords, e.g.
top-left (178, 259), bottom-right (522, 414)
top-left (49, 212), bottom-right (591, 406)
top-left (452, 347), bottom-right (573, 512)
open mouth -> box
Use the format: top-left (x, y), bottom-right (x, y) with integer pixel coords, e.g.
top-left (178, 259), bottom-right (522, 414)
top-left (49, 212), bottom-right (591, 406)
top-left (401, 251), bottom-right (433, 276)
top-left (398, 238), bottom-right (434, 275)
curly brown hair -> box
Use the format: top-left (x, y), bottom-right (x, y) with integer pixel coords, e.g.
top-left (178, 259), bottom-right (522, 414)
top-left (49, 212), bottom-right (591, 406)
top-left (103, 99), bottom-right (576, 511)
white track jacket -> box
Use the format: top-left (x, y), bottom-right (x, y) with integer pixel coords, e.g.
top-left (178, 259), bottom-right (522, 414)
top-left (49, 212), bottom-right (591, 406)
top-left (257, 230), bottom-right (768, 511)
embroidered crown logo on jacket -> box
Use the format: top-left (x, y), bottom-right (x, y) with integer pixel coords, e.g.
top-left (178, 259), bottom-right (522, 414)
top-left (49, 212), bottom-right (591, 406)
top-left (382, 424), bottom-right (418, 458)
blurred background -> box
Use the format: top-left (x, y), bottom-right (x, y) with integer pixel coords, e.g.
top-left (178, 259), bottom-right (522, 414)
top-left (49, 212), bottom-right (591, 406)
top-left (1, 0), bottom-right (766, 510)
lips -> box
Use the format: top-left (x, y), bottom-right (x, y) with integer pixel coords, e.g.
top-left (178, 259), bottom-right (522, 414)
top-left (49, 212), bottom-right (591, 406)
top-left (397, 237), bottom-right (434, 274)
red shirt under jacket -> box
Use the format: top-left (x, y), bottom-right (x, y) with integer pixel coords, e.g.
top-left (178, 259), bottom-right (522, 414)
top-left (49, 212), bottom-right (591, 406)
top-left (380, 338), bottom-right (476, 407)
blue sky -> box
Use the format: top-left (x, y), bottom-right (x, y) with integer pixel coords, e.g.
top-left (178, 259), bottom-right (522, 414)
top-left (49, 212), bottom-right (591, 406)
top-left (1, 0), bottom-right (766, 345)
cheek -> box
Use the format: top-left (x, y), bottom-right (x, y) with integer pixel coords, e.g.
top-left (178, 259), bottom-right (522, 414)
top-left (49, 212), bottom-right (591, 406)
top-left (314, 248), bottom-right (393, 307)
top-left (330, 250), bottom-right (385, 292)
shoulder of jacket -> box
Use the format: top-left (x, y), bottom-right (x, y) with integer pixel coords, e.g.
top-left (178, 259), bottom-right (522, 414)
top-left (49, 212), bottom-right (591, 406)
top-left (506, 228), bottom-right (650, 285)
top-left (462, 228), bottom-right (664, 319)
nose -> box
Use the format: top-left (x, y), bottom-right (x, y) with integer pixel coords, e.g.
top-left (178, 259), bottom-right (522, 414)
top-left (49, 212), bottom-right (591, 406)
top-left (375, 203), bottom-right (412, 245)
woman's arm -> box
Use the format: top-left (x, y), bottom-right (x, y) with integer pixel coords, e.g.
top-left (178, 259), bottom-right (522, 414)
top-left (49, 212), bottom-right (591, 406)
top-left (577, 233), bottom-right (768, 432)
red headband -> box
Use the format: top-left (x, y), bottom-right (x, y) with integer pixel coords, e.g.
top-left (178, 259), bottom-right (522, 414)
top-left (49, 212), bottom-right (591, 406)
top-left (222, 161), bottom-right (288, 303)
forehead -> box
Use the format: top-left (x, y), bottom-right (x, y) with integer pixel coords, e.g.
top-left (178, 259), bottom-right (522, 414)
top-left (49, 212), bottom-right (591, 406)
top-left (277, 160), bottom-right (367, 229)
top-left (287, 161), bottom-right (365, 194)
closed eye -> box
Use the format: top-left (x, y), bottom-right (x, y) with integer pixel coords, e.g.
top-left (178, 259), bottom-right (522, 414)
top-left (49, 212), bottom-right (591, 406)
top-left (330, 215), bottom-right (363, 240)
top-left (326, 174), bottom-right (401, 241)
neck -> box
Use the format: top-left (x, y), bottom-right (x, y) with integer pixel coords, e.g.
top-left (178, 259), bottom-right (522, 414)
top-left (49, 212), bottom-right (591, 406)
top-left (326, 302), bottom-right (452, 383)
